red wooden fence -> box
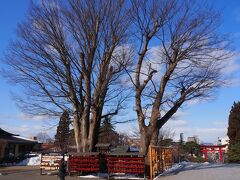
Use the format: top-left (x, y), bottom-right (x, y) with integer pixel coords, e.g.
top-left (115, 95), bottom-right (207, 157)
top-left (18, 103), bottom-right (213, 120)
top-left (68, 153), bottom-right (99, 175)
top-left (107, 154), bottom-right (145, 175)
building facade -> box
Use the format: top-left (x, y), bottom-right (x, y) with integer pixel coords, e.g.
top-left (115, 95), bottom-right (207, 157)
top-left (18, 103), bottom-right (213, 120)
top-left (0, 128), bottom-right (38, 160)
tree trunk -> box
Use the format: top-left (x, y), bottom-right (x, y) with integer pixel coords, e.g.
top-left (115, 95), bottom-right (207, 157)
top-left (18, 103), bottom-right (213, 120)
top-left (88, 109), bottom-right (102, 152)
top-left (73, 111), bottom-right (81, 153)
top-left (81, 116), bottom-right (89, 152)
top-left (88, 119), bottom-right (97, 152)
top-left (139, 128), bottom-right (151, 155)
top-left (150, 127), bottom-right (159, 147)
top-left (139, 126), bottom-right (159, 155)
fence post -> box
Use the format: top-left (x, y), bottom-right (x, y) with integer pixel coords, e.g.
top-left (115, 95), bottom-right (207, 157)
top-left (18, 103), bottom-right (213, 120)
top-left (149, 146), bottom-right (153, 180)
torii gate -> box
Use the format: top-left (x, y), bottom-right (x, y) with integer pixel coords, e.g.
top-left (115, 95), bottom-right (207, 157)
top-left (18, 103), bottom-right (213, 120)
top-left (200, 144), bottom-right (227, 162)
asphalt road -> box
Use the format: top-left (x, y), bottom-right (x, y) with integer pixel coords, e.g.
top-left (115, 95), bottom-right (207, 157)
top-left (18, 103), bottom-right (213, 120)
top-left (156, 164), bottom-right (240, 180)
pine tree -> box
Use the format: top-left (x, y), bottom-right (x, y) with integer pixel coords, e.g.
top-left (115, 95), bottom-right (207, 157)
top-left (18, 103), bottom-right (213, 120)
top-left (55, 110), bottom-right (70, 152)
top-left (98, 116), bottom-right (119, 146)
top-left (227, 143), bottom-right (240, 163)
top-left (227, 102), bottom-right (240, 144)
top-left (227, 101), bottom-right (240, 163)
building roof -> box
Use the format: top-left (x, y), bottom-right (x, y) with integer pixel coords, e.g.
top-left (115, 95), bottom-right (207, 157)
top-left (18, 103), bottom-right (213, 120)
top-left (0, 128), bottom-right (37, 144)
top-left (0, 128), bottom-right (19, 137)
top-left (1, 135), bottom-right (37, 144)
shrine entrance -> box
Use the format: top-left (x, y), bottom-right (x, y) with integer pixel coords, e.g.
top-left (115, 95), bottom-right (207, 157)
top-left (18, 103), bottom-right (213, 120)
top-left (200, 144), bottom-right (227, 162)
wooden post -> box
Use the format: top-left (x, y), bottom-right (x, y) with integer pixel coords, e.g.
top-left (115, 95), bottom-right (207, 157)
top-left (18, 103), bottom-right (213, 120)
top-left (40, 153), bottom-right (42, 175)
top-left (149, 146), bottom-right (153, 180)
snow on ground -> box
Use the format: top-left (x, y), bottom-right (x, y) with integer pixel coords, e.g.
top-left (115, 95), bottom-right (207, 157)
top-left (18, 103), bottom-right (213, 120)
top-left (154, 161), bottom-right (227, 179)
top-left (17, 154), bottom-right (41, 166)
top-left (78, 173), bottom-right (145, 179)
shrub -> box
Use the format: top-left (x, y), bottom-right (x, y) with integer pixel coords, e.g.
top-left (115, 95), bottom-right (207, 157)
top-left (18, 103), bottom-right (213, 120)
top-left (227, 143), bottom-right (240, 163)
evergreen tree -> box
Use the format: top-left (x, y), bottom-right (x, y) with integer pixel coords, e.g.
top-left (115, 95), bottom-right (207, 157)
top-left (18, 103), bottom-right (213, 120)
top-left (227, 102), bottom-right (240, 163)
top-left (227, 101), bottom-right (240, 144)
top-left (227, 143), bottom-right (240, 163)
top-left (98, 116), bottom-right (119, 146)
top-left (55, 110), bottom-right (70, 152)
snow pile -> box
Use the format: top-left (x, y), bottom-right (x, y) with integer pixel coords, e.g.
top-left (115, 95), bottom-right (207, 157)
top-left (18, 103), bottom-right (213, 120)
top-left (79, 175), bottom-right (99, 179)
top-left (79, 173), bottom-right (144, 179)
top-left (153, 161), bottom-right (224, 179)
top-left (79, 173), bottom-right (108, 179)
top-left (114, 176), bottom-right (145, 179)
top-left (17, 154), bottom-right (41, 166)
top-left (154, 161), bottom-right (191, 179)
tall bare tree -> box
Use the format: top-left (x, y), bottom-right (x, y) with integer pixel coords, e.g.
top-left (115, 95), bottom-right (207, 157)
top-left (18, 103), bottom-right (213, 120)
top-left (3, 0), bottom-right (232, 155)
top-left (3, 0), bottom-right (132, 152)
top-left (130, 0), bottom-right (231, 154)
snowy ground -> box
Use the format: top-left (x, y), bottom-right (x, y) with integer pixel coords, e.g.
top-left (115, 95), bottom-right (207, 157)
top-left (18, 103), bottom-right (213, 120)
top-left (17, 154), bottom-right (41, 166)
top-left (0, 154), bottom-right (41, 166)
top-left (154, 161), bottom-right (224, 178)
top-left (78, 173), bottom-right (145, 179)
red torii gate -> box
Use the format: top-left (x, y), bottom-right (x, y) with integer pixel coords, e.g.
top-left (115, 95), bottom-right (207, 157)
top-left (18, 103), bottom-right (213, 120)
top-left (200, 144), bottom-right (227, 162)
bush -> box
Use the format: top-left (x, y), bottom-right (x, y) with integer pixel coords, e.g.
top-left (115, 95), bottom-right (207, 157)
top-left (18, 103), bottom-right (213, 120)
top-left (227, 143), bottom-right (240, 163)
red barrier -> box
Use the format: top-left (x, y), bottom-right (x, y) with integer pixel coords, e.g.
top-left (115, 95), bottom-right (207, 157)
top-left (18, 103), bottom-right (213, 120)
top-left (68, 153), bottom-right (99, 175)
top-left (107, 154), bottom-right (145, 175)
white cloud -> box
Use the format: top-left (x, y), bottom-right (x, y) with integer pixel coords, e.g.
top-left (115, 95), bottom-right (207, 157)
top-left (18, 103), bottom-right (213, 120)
top-left (221, 53), bottom-right (240, 75)
top-left (0, 123), bottom-right (56, 138)
top-left (212, 121), bottom-right (227, 127)
top-left (195, 127), bottom-right (227, 143)
top-left (16, 113), bottom-right (50, 121)
top-left (0, 113), bottom-right (51, 121)
top-left (225, 78), bottom-right (240, 88)
top-left (195, 128), bottom-right (226, 134)
top-left (166, 119), bottom-right (188, 127)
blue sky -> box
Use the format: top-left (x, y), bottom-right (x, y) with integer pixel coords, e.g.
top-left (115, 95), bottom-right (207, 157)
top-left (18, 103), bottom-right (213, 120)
top-left (0, 0), bottom-right (240, 143)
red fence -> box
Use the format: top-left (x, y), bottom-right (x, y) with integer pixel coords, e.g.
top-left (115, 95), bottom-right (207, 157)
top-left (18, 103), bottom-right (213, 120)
top-left (68, 153), bottom-right (99, 175)
top-left (107, 154), bottom-right (145, 175)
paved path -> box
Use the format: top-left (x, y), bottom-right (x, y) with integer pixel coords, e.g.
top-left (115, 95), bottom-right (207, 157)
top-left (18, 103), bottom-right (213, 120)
top-left (0, 166), bottom-right (105, 180)
top-left (1, 164), bottom-right (240, 180)
top-left (157, 164), bottom-right (240, 180)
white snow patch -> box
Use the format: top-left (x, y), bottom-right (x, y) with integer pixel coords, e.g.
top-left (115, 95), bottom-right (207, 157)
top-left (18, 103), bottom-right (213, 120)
top-left (17, 154), bottom-right (41, 166)
top-left (78, 173), bottom-right (108, 179)
top-left (82, 173), bottom-right (145, 180)
top-left (113, 176), bottom-right (145, 180)
top-left (78, 175), bottom-right (99, 179)
top-left (154, 162), bottom-right (225, 179)
top-left (154, 162), bottom-right (192, 179)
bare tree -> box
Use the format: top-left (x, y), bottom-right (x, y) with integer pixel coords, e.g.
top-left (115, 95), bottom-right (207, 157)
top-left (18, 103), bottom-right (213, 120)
top-left (3, 0), bottom-right (132, 152)
top-left (36, 132), bottom-right (51, 143)
top-left (158, 128), bottom-right (175, 142)
top-left (130, 0), bottom-right (231, 154)
top-left (3, 0), bottom-right (231, 155)
top-left (131, 127), bottom-right (175, 147)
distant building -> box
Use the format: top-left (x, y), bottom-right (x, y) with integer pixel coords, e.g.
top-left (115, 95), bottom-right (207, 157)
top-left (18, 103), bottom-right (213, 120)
top-left (187, 136), bottom-right (199, 144)
top-left (0, 128), bottom-right (38, 160)
top-left (217, 137), bottom-right (229, 145)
